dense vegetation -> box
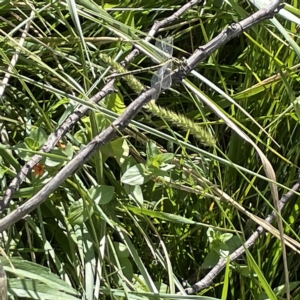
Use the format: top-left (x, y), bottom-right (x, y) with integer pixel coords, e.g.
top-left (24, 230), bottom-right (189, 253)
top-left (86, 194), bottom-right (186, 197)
top-left (0, 0), bottom-right (300, 299)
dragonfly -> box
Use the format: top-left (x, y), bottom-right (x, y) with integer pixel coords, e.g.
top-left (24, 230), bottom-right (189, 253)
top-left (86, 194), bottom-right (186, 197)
top-left (150, 36), bottom-right (173, 101)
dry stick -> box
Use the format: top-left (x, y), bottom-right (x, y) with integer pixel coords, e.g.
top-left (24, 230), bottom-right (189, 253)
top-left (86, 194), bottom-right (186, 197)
top-left (183, 2), bottom-right (284, 73)
top-left (0, 1), bottom-right (287, 296)
top-left (0, 4), bottom-right (289, 295)
top-left (0, 1), bottom-right (283, 231)
top-left (183, 76), bottom-right (291, 297)
top-left (0, 0), bottom-right (203, 211)
top-left (0, 87), bottom-right (151, 231)
top-left (0, 11), bottom-right (35, 300)
top-left (0, 11), bottom-right (36, 156)
top-left (174, 2), bottom-right (288, 296)
top-left (0, 0), bottom-right (203, 220)
top-left (184, 177), bottom-right (300, 295)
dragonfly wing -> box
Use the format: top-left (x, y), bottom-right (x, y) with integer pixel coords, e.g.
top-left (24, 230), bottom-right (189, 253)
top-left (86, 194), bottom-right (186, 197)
top-left (163, 36), bottom-right (173, 56)
top-left (151, 67), bottom-right (163, 100)
top-left (151, 36), bottom-right (173, 62)
top-left (150, 36), bottom-right (173, 99)
top-left (151, 36), bottom-right (163, 63)
top-left (161, 62), bottom-right (172, 90)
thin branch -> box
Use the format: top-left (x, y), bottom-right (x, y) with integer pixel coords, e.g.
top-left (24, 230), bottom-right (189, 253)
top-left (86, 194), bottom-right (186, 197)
top-left (0, 12), bottom-right (35, 298)
top-left (184, 177), bottom-right (300, 294)
top-left (177, 1), bottom-right (284, 77)
top-left (0, 1), bottom-right (284, 230)
top-left (0, 87), bottom-right (153, 231)
top-left (0, 0), bottom-right (203, 210)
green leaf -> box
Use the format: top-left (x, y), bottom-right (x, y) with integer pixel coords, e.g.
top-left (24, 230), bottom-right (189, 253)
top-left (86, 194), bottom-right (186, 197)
top-left (94, 113), bottom-right (112, 131)
top-left (146, 140), bottom-right (160, 163)
top-left (150, 168), bottom-right (170, 180)
top-left (8, 279), bottom-right (78, 299)
top-left (74, 129), bottom-right (89, 144)
top-left (44, 148), bottom-right (70, 167)
top-left (274, 282), bottom-right (300, 297)
top-left (0, 0), bottom-right (10, 9)
top-left (220, 233), bottom-right (233, 243)
top-left (155, 153), bottom-right (174, 164)
top-left (29, 127), bottom-right (48, 148)
top-left (101, 137), bottom-right (129, 164)
top-left (232, 265), bottom-right (252, 278)
top-left (214, 244), bottom-right (229, 258)
top-left (121, 164), bottom-right (150, 185)
top-left (149, 152), bottom-right (174, 169)
top-left (64, 142), bottom-right (74, 159)
top-left (124, 184), bottom-right (144, 205)
top-left (24, 137), bottom-right (39, 151)
top-left (119, 257), bottom-right (133, 282)
top-left (14, 142), bottom-right (34, 161)
top-left (113, 242), bottom-right (130, 258)
top-left (203, 251), bottom-right (219, 269)
top-left (88, 185), bottom-right (115, 205)
top-left (246, 251), bottom-right (277, 299)
top-left (68, 198), bottom-right (94, 225)
top-left (2, 257), bottom-right (77, 295)
top-left (226, 236), bottom-right (242, 254)
top-left (127, 206), bottom-right (224, 230)
top-left (105, 93), bottom-right (126, 114)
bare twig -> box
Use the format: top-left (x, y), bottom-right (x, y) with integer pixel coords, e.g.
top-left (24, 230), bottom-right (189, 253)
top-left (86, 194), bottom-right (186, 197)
top-left (183, 177), bottom-right (300, 294)
top-left (175, 1), bottom-right (289, 294)
top-left (0, 10), bottom-right (36, 159)
top-left (0, 11), bottom-right (36, 299)
top-left (177, 1), bottom-right (284, 77)
top-left (0, 0), bottom-right (284, 231)
top-left (0, 0), bottom-right (203, 211)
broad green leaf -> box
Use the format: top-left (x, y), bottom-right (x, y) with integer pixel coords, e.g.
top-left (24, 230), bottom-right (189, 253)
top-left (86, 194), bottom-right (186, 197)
top-left (14, 142), bottom-right (34, 161)
top-left (74, 129), bottom-right (89, 144)
top-left (101, 137), bottom-right (129, 164)
top-left (121, 164), bottom-right (150, 185)
top-left (29, 127), bottom-right (48, 148)
top-left (119, 257), bottom-right (133, 282)
top-left (146, 140), bottom-right (160, 163)
top-left (88, 185), bottom-right (115, 205)
top-left (155, 153), bottom-right (174, 164)
top-left (226, 236), bottom-right (242, 254)
top-left (274, 282), bottom-right (300, 297)
top-left (44, 148), bottom-right (70, 167)
top-left (150, 168), bottom-right (170, 180)
top-left (2, 257), bottom-right (77, 295)
top-left (105, 93), bottom-right (126, 114)
top-left (125, 184), bottom-right (144, 206)
top-left (203, 251), bottom-right (219, 269)
top-left (220, 233), bottom-right (233, 243)
top-left (64, 142), bottom-right (74, 159)
top-left (24, 137), bottom-right (39, 151)
top-left (113, 242), bottom-right (130, 258)
top-left (8, 279), bottom-right (78, 299)
top-left (68, 198), bottom-right (94, 225)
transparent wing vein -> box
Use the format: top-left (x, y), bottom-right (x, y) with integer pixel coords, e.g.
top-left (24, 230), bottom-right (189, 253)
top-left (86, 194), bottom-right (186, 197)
top-left (151, 36), bottom-right (173, 100)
